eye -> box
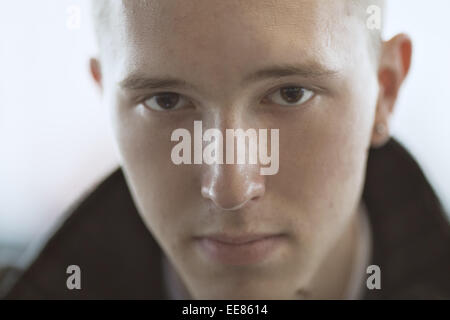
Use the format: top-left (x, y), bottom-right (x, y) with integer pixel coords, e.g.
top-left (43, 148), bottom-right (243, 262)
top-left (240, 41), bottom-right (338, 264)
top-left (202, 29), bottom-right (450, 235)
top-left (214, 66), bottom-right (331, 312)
top-left (142, 92), bottom-right (188, 111)
top-left (266, 86), bottom-right (314, 106)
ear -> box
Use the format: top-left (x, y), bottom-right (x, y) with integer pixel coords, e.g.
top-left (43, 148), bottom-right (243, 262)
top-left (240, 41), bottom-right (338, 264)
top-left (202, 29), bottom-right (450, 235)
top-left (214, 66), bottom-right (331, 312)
top-left (371, 33), bottom-right (412, 148)
top-left (89, 57), bottom-right (103, 93)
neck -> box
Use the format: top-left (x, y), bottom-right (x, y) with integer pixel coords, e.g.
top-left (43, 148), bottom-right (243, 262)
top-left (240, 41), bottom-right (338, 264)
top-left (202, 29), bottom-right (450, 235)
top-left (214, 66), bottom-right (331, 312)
top-left (307, 200), bottom-right (370, 299)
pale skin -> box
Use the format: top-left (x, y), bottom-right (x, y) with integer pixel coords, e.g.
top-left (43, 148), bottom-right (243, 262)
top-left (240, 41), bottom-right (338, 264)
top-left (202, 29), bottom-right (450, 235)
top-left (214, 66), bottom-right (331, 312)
top-left (90, 0), bottom-right (412, 299)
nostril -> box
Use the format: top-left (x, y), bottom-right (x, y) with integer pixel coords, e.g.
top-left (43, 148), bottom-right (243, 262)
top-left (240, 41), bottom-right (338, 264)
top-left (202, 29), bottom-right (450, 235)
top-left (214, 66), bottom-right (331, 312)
top-left (216, 199), bottom-right (251, 211)
top-left (251, 194), bottom-right (262, 202)
top-left (249, 183), bottom-right (265, 201)
top-left (201, 184), bottom-right (264, 212)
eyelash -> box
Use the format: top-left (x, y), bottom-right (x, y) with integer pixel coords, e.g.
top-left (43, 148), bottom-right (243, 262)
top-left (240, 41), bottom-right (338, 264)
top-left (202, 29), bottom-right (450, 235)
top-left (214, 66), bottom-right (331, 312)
top-left (140, 93), bottom-right (190, 112)
top-left (140, 85), bottom-right (316, 112)
top-left (262, 84), bottom-right (315, 107)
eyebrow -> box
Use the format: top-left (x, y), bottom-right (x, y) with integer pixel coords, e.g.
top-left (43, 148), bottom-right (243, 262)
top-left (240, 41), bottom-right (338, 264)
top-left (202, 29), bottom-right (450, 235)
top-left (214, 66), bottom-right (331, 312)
top-left (119, 76), bottom-right (195, 91)
top-left (119, 63), bottom-right (339, 91)
top-left (242, 63), bottom-right (339, 85)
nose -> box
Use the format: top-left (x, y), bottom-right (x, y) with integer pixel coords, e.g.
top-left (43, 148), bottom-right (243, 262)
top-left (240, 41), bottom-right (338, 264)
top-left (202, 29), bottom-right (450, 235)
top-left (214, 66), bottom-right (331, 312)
top-left (201, 163), bottom-right (266, 211)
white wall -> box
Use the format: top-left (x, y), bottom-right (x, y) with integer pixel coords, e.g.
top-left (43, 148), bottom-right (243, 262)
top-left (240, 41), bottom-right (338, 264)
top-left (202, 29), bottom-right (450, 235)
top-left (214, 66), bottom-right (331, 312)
top-left (385, 1), bottom-right (450, 215)
top-left (0, 0), bottom-right (118, 243)
top-left (0, 0), bottom-right (449, 244)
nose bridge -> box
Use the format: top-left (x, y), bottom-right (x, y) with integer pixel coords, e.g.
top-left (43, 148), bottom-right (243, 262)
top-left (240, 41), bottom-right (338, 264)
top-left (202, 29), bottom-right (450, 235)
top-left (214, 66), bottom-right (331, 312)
top-left (200, 109), bottom-right (266, 211)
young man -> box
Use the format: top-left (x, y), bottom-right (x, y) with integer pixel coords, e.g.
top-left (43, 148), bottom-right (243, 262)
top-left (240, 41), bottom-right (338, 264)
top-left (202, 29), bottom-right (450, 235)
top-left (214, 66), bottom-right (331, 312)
top-left (2, 0), bottom-right (450, 299)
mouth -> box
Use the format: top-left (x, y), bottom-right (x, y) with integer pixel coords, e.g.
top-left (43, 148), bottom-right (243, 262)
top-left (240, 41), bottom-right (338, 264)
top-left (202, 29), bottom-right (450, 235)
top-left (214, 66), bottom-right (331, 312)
top-left (194, 233), bottom-right (287, 266)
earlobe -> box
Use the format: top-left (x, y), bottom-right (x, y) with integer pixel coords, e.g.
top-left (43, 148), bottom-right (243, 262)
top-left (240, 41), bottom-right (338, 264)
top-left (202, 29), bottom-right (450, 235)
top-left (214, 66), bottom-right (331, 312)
top-left (89, 58), bottom-right (103, 92)
top-left (370, 120), bottom-right (390, 148)
top-left (369, 70), bottom-right (393, 149)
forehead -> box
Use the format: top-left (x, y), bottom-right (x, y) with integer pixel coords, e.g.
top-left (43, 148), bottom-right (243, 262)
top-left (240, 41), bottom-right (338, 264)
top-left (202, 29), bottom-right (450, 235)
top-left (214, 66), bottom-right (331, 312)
top-left (103, 0), bottom-right (366, 87)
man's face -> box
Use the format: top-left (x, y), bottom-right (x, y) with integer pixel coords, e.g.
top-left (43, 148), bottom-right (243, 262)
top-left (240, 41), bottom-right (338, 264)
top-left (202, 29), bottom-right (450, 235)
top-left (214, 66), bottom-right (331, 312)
top-left (99, 0), bottom-right (379, 299)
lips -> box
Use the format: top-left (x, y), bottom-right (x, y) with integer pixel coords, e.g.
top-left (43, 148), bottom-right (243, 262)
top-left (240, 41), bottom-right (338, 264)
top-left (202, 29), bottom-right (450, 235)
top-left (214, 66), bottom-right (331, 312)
top-left (194, 233), bottom-right (286, 266)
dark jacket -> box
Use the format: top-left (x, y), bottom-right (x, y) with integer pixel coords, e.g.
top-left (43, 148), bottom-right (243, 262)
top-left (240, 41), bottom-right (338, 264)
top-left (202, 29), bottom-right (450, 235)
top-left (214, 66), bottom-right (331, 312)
top-left (2, 137), bottom-right (450, 299)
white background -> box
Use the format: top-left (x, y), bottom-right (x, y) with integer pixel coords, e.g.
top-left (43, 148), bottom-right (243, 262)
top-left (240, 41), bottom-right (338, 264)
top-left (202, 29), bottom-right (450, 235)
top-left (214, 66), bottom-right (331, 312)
top-left (0, 0), bottom-right (449, 246)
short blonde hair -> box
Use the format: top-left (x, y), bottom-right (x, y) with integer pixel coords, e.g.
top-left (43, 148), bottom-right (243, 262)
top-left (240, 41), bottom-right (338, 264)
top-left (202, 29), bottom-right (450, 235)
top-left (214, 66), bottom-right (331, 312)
top-left (348, 0), bottom-right (386, 62)
top-left (91, 0), bottom-right (385, 62)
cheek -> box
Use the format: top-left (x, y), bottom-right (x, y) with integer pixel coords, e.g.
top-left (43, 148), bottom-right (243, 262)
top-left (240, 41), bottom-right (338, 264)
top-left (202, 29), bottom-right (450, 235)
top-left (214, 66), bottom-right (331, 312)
top-left (273, 93), bottom-right (374, 241)
top-left (110, 97), bottom-right (198, 248)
